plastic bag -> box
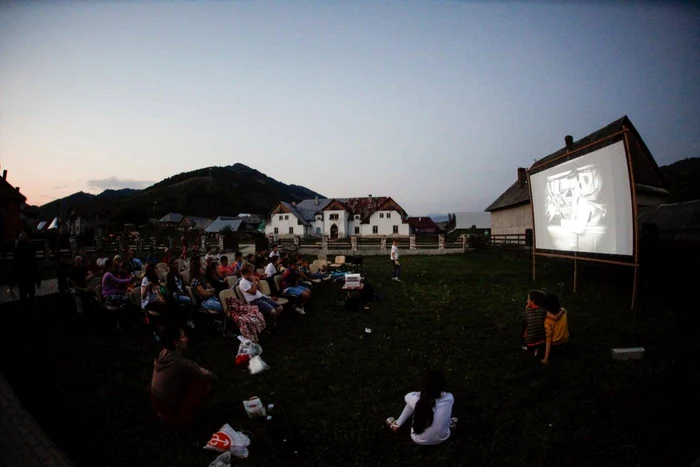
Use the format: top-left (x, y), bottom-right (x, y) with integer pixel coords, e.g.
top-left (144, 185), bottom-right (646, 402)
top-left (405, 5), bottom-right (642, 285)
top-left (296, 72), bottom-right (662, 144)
top-left (208, 451), bottom-right (231, 467)
top-left (243, 396), bottom-right (266, 418)
top-left (236, 336), bottom-right (262, 358)
top-left (248, 355), bottom-right (270, 375)
top-left (204, 424), bottom-right (250, 458)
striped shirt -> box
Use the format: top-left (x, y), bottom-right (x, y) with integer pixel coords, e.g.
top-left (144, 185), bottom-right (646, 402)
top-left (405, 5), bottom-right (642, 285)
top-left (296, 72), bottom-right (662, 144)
top-left (525, 305), bottom-right (547, 346)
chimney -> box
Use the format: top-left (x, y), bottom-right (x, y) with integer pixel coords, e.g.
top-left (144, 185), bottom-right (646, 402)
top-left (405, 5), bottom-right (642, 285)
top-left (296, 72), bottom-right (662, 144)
top-left (419, 217), bottom-right (422, 222)
top-left (517, 167), bottom-right (527, 188)
top-left (565, 135), bottom-right (574, 150)
top-left (368, 194), bottom-right (372, 200)
top-left (314, 196), bottom-right (318, 206)
top-left (2, 170), bottom-right (6, 180)
top-left (16, 186), bottom-right (20, 192)
top-left (291, 201), bottom-right (296, 207)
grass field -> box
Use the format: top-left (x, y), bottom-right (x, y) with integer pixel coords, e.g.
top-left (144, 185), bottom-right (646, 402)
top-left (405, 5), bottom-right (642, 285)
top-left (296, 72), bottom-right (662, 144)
top-left (0, 250), bottom-right (698, 467)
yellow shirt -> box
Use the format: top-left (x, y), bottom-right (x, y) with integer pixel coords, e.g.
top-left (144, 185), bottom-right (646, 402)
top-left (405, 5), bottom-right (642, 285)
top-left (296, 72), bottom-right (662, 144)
top-left (545, 307), bottom-right (569, 345)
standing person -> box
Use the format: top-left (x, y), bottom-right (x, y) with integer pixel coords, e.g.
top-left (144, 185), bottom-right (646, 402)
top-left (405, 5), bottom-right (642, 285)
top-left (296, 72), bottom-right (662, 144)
top-left (386, 370), bottom-right (456, 445)
top-left (522, 290), bottom-right (548, 358)
top-left (8, 232), bottom-right (41, 315)
top-left (390, 239), bottom-right (401, 282)
top-left (150, 324), bottom-right (218, 426)
top-left (542, 294), bottom-right (569, 364)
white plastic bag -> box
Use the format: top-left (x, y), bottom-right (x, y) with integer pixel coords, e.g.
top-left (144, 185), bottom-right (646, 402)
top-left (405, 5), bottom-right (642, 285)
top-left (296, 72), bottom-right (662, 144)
top-left (237, 336), bottom-right (262, 358)
top-left (204, 424), bottom-right (250, 458)
top-left (243, 396), bottom-right (266, 418)
top-left (248, 355), bottom-right (270, 375)
top-left (208, 451), bottom-right (231, 467)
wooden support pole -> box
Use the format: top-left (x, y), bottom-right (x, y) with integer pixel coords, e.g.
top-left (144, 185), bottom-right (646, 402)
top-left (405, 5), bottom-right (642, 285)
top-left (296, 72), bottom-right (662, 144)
top-left (631, 265), bottom-right (639, 310)
top-left (573, 258), bottom-right (578, 293)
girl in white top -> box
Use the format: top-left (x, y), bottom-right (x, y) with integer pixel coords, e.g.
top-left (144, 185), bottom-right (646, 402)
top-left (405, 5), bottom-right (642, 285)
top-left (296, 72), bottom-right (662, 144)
top-left (388, 370), bottom-right (455, 445)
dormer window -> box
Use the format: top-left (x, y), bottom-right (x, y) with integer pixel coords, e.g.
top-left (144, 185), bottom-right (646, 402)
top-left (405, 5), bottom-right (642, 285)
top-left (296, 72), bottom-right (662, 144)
top-left (354, 215), bottom-right (360, 220)
top-left (380, 213), bottom-right (384, 218)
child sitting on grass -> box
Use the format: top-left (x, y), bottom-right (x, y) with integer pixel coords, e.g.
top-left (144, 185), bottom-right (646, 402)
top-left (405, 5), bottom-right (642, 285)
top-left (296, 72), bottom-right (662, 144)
top-left (522, 290), bottom-right (548, 358)
top-left (542, 293), bottom-right (569, 364)
top-left (386, 370), bottom-right (457, 446)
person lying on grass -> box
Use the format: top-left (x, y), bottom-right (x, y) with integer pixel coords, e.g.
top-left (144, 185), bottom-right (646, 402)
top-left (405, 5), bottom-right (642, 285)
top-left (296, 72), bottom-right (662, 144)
top-left (522, 289), bottom-right (548, 359)
top-left (150, 324), bottom-right (218, 427)
top-left (542, 293), bottom-right (569, 364)
top-left (386, 370), bottom-right (457, 445)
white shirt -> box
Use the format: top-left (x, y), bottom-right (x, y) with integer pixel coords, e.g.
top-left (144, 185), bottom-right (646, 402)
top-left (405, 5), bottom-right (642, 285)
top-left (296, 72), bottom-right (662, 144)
top-left (401, 391), bottom-right (454, 445)
top-left (239, 277), bottom-right (263, 304)
top-left (96, 257), bottom-right (108, 268)
top-left (140, 277), bottom-right (158, 310)
top-left (391, 244), bottom-right (399, 260)
top-left (269, 250), bottom-right (280, 258)
top-left (264, 262), bottom-right (277, 278)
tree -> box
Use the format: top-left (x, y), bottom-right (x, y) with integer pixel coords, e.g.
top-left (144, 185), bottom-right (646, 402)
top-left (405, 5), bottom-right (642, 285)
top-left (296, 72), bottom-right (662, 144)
top-left (220, 225), bottom-right (234, 237)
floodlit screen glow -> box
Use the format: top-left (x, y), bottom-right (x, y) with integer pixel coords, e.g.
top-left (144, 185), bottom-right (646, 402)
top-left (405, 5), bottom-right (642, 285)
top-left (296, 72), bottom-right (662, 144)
top-left (530, 141), bottom-right (634, 256)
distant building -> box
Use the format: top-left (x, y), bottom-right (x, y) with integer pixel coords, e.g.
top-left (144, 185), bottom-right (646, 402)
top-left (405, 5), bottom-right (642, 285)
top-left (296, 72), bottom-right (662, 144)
top-left (407, 217), bottom-right (439, 234)
top-left (158, 213), bottom-right (184, 229)
top-left (0, 168), bottom-right (28, 240)
top-left (485, 116), bottom-right (670, 236)
top-left (67, 205), bottom-right (111, 238)
top-left (452, 212), bottom-right (491, 235)
top-left (266, 196), bottom-right (410, 239)
top-left (205, 216), bottom-right (246, 235)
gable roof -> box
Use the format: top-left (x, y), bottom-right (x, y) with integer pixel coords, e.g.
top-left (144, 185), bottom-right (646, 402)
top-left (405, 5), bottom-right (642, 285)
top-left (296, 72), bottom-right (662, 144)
top-left (205, 216), bottom-right (244, 233)
top-left (0, 177), bottom-right (26, 203)
top-left (159, 213), bottom-right (183, 223)
top-left (276, 199), bottom-right (333, 226)
top-left (324, 196), bottom-right (408, 223)
top-left (454, 212), bottom-right (491, 230)
top-left (485, 116), bottom-right (668, 212)
top-left (638, 200), bottom-right (700, 236)
top-left (180, 216), bottom-right (208, 228)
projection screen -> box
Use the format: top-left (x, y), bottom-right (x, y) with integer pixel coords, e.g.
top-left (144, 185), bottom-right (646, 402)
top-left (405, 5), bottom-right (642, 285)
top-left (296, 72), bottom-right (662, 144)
top-left (530, 140), bottom-right (634, 256)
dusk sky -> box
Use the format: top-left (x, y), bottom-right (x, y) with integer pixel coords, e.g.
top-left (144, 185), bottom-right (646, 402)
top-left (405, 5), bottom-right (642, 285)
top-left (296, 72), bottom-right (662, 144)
top-left (1, 1), bottom-right (698, 216)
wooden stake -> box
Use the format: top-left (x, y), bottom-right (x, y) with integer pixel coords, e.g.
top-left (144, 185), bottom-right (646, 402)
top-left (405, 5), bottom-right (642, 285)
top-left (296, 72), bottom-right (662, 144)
top-left (631, 265), bottom-right (639, 309)
top-left (573, 258), bottom-right (578, 293)
top-left (623, 126), bottom-right (641, 310)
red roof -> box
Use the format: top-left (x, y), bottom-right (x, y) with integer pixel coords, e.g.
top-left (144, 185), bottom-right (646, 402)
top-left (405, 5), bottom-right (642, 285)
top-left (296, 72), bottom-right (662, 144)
top-left (407, 217), bottom-right (438, 229)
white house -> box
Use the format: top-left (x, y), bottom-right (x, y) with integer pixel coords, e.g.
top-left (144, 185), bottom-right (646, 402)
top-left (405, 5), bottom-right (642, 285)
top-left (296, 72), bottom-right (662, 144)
top-left (266, 196), bottom-right (410, 239)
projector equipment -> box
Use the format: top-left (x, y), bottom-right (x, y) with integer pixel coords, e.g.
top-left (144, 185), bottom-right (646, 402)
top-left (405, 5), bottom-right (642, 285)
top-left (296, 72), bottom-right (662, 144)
top-left (344, 273), bottom-right (362, 287)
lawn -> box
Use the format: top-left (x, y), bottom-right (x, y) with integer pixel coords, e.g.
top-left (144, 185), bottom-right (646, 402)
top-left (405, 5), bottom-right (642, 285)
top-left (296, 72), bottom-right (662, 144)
top-left (0, 250), bottom-right (698, 467)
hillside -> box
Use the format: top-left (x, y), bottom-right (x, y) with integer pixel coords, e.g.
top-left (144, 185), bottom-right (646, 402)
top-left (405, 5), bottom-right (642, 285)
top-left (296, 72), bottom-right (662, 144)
top-left (660, 157), bottom-right (700, 203)
top-left (39, 164), bottom-right (324, 227)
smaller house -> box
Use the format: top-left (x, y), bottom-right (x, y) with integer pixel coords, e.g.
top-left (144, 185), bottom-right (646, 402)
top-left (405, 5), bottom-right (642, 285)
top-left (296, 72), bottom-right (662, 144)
top-left (158, 213), bottom-right (184, 229)
top-left (0, 168), bottom-right (27, 240)
top-left (407, 217), bottom-right (439, 234)
top-left (205, 217), bottom-right (245, 235)
top-left (180, 216), bottom-right (209, 231)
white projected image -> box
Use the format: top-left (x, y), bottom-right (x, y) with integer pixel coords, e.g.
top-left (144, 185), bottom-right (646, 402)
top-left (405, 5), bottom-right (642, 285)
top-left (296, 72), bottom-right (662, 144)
top-left (530, 141), bottom-right (634, 256)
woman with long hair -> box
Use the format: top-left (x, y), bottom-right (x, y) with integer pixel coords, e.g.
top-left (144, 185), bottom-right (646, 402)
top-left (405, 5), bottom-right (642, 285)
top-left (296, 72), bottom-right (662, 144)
top-left (386, 370), bottom-right (456, 445)
top-left (189, 257), bottom-right (222, 312)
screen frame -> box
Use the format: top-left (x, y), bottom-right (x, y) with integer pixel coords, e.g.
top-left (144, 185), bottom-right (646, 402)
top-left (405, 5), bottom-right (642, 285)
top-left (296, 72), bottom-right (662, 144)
top-left (527, 128), bottom-right (639, 266)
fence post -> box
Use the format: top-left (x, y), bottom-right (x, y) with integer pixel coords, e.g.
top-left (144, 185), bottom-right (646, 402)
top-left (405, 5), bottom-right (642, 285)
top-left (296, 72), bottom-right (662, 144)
top-left (461, 234), bottom-right (467, 251)
top-left (409, 234), bottom-right (416, 250)
top-left (137, 237), bottom-right (143, 252)
top-left (322, 235), bottom-right (329, 251)
top-left (218, 235), bottom-right (224, 251)
top-left (438, 234), bottom-right (445, 251)
top-left (351, 236), bottom-right (357, 251)
top-left (380, 236), bottom-right (387, 252)
top-left (200, 235), bottom-right (207, 252)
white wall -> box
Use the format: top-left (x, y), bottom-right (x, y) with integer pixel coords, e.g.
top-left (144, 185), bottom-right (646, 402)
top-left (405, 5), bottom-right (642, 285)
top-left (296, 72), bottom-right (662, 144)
top-left (361, 210), bottom-right (409, 236)
top-left (490, 204), bottom-right (533, 236)
top-left (266, 212), bottom-right (303, 237)
top-left (324, 210), bottom-right (348, 238)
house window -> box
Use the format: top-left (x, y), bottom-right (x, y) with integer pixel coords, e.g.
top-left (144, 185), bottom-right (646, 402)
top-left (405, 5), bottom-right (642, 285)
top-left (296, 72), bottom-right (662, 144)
top-left (354, 226), bottom-right (360, 234)
top-left (274, 227), bottom-right (279, 234)
top-left (372, 226), bottom-right (378, 234)
top-left (393, 225), bottom-right (398, 234)
top-left (279, 215), bottom-right (283, 221)
top-left (316, 227), bottom-right (321, 234)
top-left (386, 213), bottom-right (391, 219)
top-left (284, 215), bottom-right (289, 220)
top-left (355, 215), bottom-right (360, 220)
top-left (329, 213), bottom-right (339, 220)
top-left (317, 215), bottom-right (322, 220)
top-left (289, 227), bottom-right (294, 234)
top-left (380, 213), bottom-right (384, 219)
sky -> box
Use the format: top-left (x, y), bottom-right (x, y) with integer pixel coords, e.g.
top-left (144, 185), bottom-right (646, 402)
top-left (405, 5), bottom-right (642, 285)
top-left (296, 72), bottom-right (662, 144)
top-left (1, 1), bottom-right (699, 216)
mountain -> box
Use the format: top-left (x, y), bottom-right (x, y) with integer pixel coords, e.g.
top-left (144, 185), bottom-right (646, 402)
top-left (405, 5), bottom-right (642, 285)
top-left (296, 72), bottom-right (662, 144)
top-left (37, 191), bottom-right (96, 221)
top-left (425, 213), bottom-right (450, 223)
top-left (38, 163), bottom-right (324, 227)
top-left (660, 157), bottom-right (700, 203)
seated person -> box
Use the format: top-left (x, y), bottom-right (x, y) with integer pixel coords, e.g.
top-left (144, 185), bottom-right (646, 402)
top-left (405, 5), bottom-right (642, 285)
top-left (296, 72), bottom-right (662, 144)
top-left (69, 255), bottom-right (93, 314)
top-left (150, 324), bottom-right (218, 426)
top-left (141, 263), bottom-right (170, 322)
top-left (239, 263), bottom-right (283, 327)
top-left (217, 256), bottom-right (235, 278)
top-left (542, 293), bottom-right (569, 364)
top-left (386, 370), bottom-right (456, 445)
top-left (299, 259), bottom-right (328, 280)
top-left (101, 258), bottom-right (138, 307)
top-left (205, 262), bottom-right (228, 294)
top-left (190, 258), bottom-right (223, 312)
top-left (231, 251), bottom-right (244, 275)
top-left (280, 261), bottom-right (311, 315)
top-left (166, 259), bottom-right (195, 329)
top-left (126, 249), bottom-right (143, 273)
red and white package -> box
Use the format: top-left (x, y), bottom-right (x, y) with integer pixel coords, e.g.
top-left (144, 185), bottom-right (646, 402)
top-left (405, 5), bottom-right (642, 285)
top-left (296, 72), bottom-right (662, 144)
top-left (204, 424), bottom-right (237, 453)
